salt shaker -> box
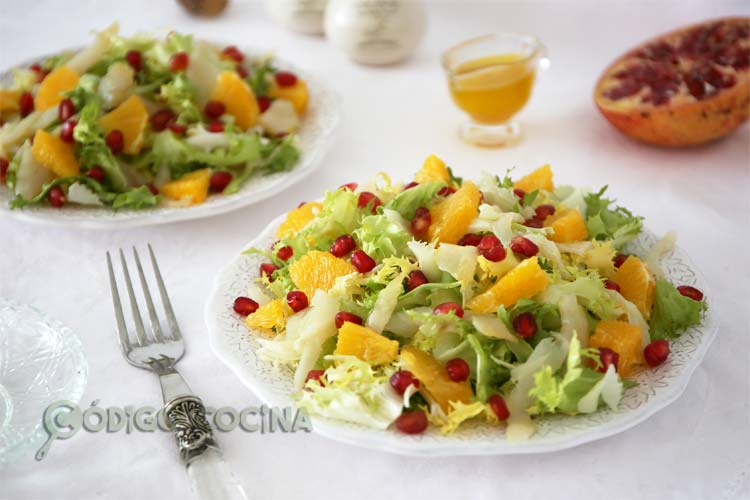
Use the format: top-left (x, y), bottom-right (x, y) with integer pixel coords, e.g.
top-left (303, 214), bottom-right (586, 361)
top-left (265, 0), bottom-right (329, 35)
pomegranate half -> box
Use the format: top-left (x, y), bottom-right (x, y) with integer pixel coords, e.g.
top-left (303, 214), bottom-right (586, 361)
top-left (594, 17), bottom-right (749, 147)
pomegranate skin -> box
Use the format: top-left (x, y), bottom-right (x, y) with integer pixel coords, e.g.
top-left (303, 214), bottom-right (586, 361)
top-left (594, 17), bottom-right (750, 147)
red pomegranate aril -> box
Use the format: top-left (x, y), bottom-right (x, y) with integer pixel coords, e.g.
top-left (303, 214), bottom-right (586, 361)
top-left (513, 188), bottom-right (526, 203)
top-left (644, 339), bottom-right (670, 367)
top-left (125, 50), bottom-right (142, 71)
top-left (445, 358), bottom-right (470, 382)
top-left (513, 312), bottom-right (537, 339)
top-left (86, 165), bottom-right (106, 183)
top-left (305, 369), bottom-right (326, 386)
top-left (395, 410), bottom-right (428, 435)
top-left (207, 121), bottom-right (225, 133)
top-left (597, 347), bottom-right (620, 373)
top-left (438, 186), bottom-right (456, 196)
top-left (277, 246), bottom-right (294, 261)
top-left (488, 394), bottom-right (510, 421)
top-left (170, 51), bottom-right (189, 72)
top-left (48, 185), bottom-right (65, 207)
top-left (204, 100), bottom-right (226, 119)
top-left (510, 235), bottom-right (539, 258)
top-left (0, 158), bottom-right (9, 183)
top-left (534, 204), bottom-right (556, 221)
top-left (30, 63), bottom-right (49, 82)
top-left (335, 311), bottom-right (363, 329)
top-left (233, 296), bottom-right (259, 316)
top-left (410, 207), bottom-right (431, 239)
top-left (677, 285), bottom-right (704, 301)
top-left (106, 129), bottom-right (124, 154)
top-left (59, 120), bottom-right (77, 143)
top-left (523, 218), bottom-right (544, 228)
top-left (330, 235), bottom-right (356, 257)
top-left (433, 302), bottom-right (464, 318)
top-left (389, 370), bottom-right (420, 395)
top-left (19, 92), bottom-right (34, 116)
top-left (458, 233), bottom-right (483, 247)
top-left (168, 123), bottom-right (187, 135)
top-left (222, 45), bottom-right (244, 63)
top-left (351, 250), bottom-right (376, 273)
top-left (604, 279), bottom-right (621, 293)
top-left (257, 95), bottom-right (271, 113)
top-left (357, 191), bottom-right (382, 213)
top-left (150, 109), bottom-right (175, 131)
top-left (613, 253), bottom-right (628, 268)
top-left (405, 270), bottom-right (428, 292)
top-left (478, 235), bottom-right (507, 262)
top-left (209, 171), bottom-right (232, 193)
top-left (286, 290), bottom-right (309, 312)
top-left (403, 181), bottom-right (419, 190)
top-left (340, 182), bottom-right (358, 192)
top-left (235, 64), bottom-right (248, 79)
top-left (58, 98), bottom-right (76, 122)
top-left (147, 184), bottom-right (159, 196)
top-left (275, 71), bottom-right (298, 87)
top-left (260, 263), bottom-right (278, 281)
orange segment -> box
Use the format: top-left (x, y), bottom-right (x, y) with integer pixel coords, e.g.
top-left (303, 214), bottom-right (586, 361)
top-left (159, 169), bottom-right (211, 205)
top-left (0, 90), bottom-right (20, 114)
top-left (288, 251), bottom-right (357, 298)
top-left (613, 256), bottom-right (655, 320)
top-left (514, 164), bottom-right (554, 193)
top-left (400, 346), bottom-right (472, 413)
top-left (427, 180), bottom-right (481, 244)
top-left (35, 66), bottom-right (79, 111)
top-left (589, 320), bottom-right (643, 377)
top-left (211, 70), bottom-right (260, 130)
top-left (545, 208), bottom-right (588, 243)
top-left (468, 256), bottom-right (549, 314)
top-left (268, 79), bottom-right (309, 115)
top-left (334, 322), bottom-right (399, 366)
top-left (276, 201), bottom-right (323, 238)
top-left (245, 298), bottom-right (288, 335)
top-left (31, 129), bottom-right (79, 177)
top-left (99, 95), bottom-right (148, 155)
top-left (414, 154), bottom-right (450, 184)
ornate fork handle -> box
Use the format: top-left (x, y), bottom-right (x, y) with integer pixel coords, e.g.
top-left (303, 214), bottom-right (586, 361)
top-left (165, 396), bottom-right (217, 463)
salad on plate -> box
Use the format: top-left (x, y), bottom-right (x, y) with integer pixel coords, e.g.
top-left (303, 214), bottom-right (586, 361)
top-left (233, 156), bottom-right (707, 440)
top-left (0, 24), bottom-right (308, 210)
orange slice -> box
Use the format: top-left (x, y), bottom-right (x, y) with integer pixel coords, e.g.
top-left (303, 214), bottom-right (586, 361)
top-left (613, 256), bottom-right (655, 320)
top-left (334, 322), bottom-right (399, 366)
top-left (35, 66), bottom-right (79, 111)
top-left (427, 180), bottom-right (481, 244)
top-left (31, 129), bottom-right (79, 177)
top-left (288, 251), bottom-right (356, 298)
top-left (99, 95), bottom-right (149, 155)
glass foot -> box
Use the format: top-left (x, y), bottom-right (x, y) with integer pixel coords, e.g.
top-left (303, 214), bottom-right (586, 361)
top-left (459, 120), bottom-right (522, 147)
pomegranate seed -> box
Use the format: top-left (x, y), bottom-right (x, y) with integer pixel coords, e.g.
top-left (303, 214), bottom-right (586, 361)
top-left (604, 279), bottom-right (621, 292)
top-left (410, 207), bottom-right (431, 239)
top-left (403, 181), bottom-right (419, 190)
top-left (458, 233), bottom-right (482, 246)
top-left (389, 370), bottom-right (420, 395)
top-left (395, 410), bottom-right (428, 434)
top-left (405, 270), bottom-right (429, 292)
top-left (613, 253), bottom-right (629, 268)
top-left (446, 358), bottom-right (470, 382)
top-left (209, 171), bottom-right (232, 192)
top-left (86, 165), bottom-right (106, 183)
top-left (30, 63), bottom-right (49, 82)
top-left (644, 339), bottom-right (670, 367)
top-left (534, 204), bottom-right (556, 221)
top-left (597, 347), bottom-right (620, 373)
top-left (523, 218), bottom-right (544, 228)
top-left (207, 121), bottom-right (225, 133)
top-left (433, 302), bottom-right (464, 318)
top-left (286, 290), bottom-right (309, 312)
top-left (275, 71), bottom-right (298, 87)
top-left (512, 312), bottom-right (537, 339)
top-left (233, 296), bottom-right (259, 316)
top-left (170, 51), bottom-right (189, 72)
top-left (330, 235), bottom-right (356, 257)
top-left (357, 192), bottom-right (382, 214)
top-left (0, 157), bottom-right (9, 183)
top-left (204, 100), bottom-right (226, 119)
top-left (677, 285), bottom-right (704, 301)
top-left (19, 92), bottom-right (34, 116)
top-left (277, 246), bottom-right (293, 261)
top-left (257, 95), bottom-right (271, 113)
top-left (168, 123), bottom-right (187, 135)
top-left (106, 130), bottom-right (124, 154)
top-left (222, 45), bottom-right (244, 63)
top-left (59, 120), bottom-right (77, 142)
top-left (438, 186), bottom-right (456, 196)
top-left (58, 98), bottom-right (76, 122)
top-left (335, 311), bottom-right (363, 329)
top-left (351, 250), bottom-right (376, 273)
top-left (510, 235), bottom-right (539, 258)
top-left (147, 184), bottom-right (159, 196)
top-left (340, 182), bottom-right (358, 192)
top-left (477, 235), bottom-right (507, 262)
top-left (513, 188), bottom-right (526, 203)
top-left (260, 263), bottom-right (278, 281)
top-left (235, 64), bottom-right (248, 78)
top-left (125, 50), bottom-right (142, 71)
top-left (48, 185), bottom-right (65, 207)
top-left (488, 394), bottom-right (510, 421)
top-left (305, 369), bottom-right (326, 386)
top-left (150, 109), bottom-right (175, 131)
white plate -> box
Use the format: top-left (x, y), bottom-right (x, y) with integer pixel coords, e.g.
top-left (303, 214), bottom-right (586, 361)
top-left (206, 214), bottom-right (717, 456)
top-left (0, 50), bottom-right (339, 229)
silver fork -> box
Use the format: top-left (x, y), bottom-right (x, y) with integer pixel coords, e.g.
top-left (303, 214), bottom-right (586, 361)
top-left (107, 245), bottom-right (248, 500)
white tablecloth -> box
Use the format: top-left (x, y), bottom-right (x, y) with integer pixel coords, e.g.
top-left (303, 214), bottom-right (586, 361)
top-left (1, 1), bottom-right (749, 499)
